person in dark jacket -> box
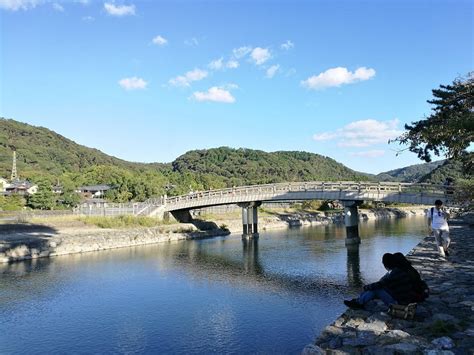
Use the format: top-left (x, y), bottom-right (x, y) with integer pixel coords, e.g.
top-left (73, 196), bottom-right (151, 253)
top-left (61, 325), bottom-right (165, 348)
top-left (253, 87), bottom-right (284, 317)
top-left (344, 253), bottom-right (416, 309)
top-left (393, 252), bottom-right (429, 302)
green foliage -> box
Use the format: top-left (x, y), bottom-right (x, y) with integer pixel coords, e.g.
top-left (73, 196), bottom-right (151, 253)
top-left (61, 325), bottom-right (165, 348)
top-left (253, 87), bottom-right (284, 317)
top-left (0, 194), bottom-right (26, 211)
top-left (1, 119), bottom-right (376, 208)
top-left (27, 178), bottom-right (56, 210)
top-left (393, 73), bottom-right (473, 162)
top-left (301, 200), bottom-right (323, 210)
top-left (376, 160), bottom-right (445, 182)
top-left (419, 156), bottom-right (471, 183)
top-left (453, 178), bottom-right (474, 210)
top-left (172, 147), bottom-right (370, 186)
top-left (79, 215), bottom-right (163, 229)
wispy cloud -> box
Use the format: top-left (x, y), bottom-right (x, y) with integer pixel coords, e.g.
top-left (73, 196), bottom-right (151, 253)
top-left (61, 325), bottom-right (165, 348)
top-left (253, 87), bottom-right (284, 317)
top-left (266, 64), bottom-right (280, 78)
top-left (169, 68), bottom-right (208, 87)
top-left (208, 57), bottom-right (224, 70)
top-left (118, 77), bottom-right (147, 90)
top-left (82, 15), bottom-right (94, 21)
top-left (301, 66), bottom-right (376, 90)
top-left (232, 46), bottom-right (252, 59)
top-left (152, 35), bottom-right (168, 46)
top-left (313, 119), bottom-right (402, 147)
top-left (0, 0), bottom-right (41, 11)
top-left (52, 2), bottom-right (64, 11)
top-left (226, 60), bottom-right (239, 69)
top-left (184, 37), bottom-right (199, 47)
top-left (104, 3), bottom-right (135, 16)
top-left (191, 86), bottom-right (236, 103)
top-left (250, 47), bottom-right (271, 65)
top-left (280, 40), bottom-right (294, 50)
top-left (349, 150), bottom-right (385, 158)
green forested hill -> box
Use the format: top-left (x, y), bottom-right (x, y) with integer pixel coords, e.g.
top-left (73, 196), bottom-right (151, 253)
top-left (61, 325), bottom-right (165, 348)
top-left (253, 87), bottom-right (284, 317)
top-left (0, 118), bottom-right (430, 204)
top-left (376, 160), bottom-right (445, 182)
top-left (419, 157), bottom-right (471, 184)
top-left (172, 147), bottom-right (370, 186)
top-left (0, 118), bottom-right (149, 177)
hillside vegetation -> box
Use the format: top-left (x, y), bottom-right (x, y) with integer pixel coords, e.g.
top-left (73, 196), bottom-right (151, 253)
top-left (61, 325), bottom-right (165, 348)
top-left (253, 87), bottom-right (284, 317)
top-left (0, 118), bottom-right (371, 204)
top-left (376, 160), bottom-right (445, 182)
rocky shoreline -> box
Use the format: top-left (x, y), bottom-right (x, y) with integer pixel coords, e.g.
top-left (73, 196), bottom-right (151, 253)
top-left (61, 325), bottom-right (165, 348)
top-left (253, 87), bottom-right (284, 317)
top-left (0, 224), bottom-right (230, 263)
top-left (303, 214), bottom-right (474, 354)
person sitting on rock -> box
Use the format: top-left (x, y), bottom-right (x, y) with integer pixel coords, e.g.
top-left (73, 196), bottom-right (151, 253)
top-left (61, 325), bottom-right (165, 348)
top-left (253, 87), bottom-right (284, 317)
top-left (393, 252), bottom-right (429, 302)
top-left (344, 253), bottom-right (416, 309)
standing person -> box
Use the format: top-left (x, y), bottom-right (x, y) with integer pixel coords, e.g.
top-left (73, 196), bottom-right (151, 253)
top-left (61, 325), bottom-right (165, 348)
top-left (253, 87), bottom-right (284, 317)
top-left (429, 200), bottom-right (450, 257)
top-left (344, 253), bottom-right (416, 309)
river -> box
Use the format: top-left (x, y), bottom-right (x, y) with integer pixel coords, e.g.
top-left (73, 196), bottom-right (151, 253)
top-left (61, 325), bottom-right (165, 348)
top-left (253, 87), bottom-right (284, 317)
top-left (0, 217), bottom-right (428, 354)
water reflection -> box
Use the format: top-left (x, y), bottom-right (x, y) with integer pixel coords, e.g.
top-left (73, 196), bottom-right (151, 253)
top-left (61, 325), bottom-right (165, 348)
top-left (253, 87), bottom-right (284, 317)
top-left (1, 218), bottom-right (428, 354)
top-left (242, 238), bottom-right (262, 275)
top-left (346, 244), bottom-right (364, 288)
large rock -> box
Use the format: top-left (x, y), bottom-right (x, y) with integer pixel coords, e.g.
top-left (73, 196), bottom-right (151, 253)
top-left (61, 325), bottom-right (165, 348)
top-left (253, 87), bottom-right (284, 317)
top-left (301, 344), bottom-right (324, 354)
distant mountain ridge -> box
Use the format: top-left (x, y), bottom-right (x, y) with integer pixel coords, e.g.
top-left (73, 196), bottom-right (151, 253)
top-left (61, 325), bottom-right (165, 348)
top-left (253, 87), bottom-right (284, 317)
top-left (375, 160), bottom-right (445, 182)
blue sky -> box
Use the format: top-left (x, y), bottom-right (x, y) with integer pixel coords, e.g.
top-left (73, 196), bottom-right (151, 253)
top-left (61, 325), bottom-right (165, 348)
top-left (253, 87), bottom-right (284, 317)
top-left (1, 0), bottom-right (472, 173)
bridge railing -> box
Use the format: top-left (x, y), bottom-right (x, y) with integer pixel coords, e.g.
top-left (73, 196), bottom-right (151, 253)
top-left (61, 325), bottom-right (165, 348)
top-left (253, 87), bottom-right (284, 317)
top-left (164, 181), bottom-right (450, 206)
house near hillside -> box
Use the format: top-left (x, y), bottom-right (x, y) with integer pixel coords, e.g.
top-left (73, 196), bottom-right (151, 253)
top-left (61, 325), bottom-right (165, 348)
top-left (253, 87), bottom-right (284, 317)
top-left (76, 184), bottom-right (112, 199)
top-left (4, 180), bottom-right (38, 196)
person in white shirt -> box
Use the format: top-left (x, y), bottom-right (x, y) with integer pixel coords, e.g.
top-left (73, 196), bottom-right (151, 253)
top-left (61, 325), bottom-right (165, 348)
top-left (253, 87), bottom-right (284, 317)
top-left (428, 199), bottom-right (450, 257)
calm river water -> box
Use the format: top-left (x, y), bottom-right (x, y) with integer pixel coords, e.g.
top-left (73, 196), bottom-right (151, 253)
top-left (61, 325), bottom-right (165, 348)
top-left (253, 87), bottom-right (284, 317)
top-left (0, 217), bottom-right (428, 354)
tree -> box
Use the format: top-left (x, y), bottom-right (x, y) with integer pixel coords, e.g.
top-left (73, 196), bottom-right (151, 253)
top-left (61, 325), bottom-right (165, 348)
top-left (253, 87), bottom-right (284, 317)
top-left (27, 179), bottom-right (56, 210)
top-left (393, 73), bottom-right (473, 163)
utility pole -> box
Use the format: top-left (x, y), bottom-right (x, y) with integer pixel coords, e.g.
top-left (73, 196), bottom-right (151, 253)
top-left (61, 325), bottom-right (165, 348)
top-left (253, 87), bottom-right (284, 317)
top-left (11, 150), bottom-right (18, 181)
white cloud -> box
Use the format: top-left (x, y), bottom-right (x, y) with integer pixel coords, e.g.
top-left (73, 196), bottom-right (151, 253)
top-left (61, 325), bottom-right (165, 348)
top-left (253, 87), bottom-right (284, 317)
top-left (152, 35), bottom-right (167, 46)
top-left (52, 2), bottom-right (63, 11)
top-left (313, 119), bottom-right (402, 148)
top-left (118, 77), bottom-right (147, 90)
top-left (232, 46), bottom-right (252, 59)
top-left (0, 0), bottom-right (40, 11)
top-left (191, 86), bottom-right (236, 103)
top-left (349, 150), bottom-right (385, 158)
top-left (250, 47), bottom-right (271, 65)
top-left (266, 64), bottom-right (280, 78)
top-left (104, 3), bottom-right (135, 16)
top-left (208, 57), bottom-right (224, 70)
top-left (169, 68), bottom-right (208, 87)
top-left (281, 40), bottom-right (294, 50)
top-left (226, 60), bottom-right (239, 69)
top-left (301, 66), bottom-right (376, 90)
top-left (184, 37), bottom-right (199, 47)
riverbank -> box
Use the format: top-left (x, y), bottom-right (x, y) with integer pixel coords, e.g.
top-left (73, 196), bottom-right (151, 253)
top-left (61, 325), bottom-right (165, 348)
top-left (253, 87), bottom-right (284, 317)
top-left (0, 222), bottom-right (230, 263)
top-left (303, 213), bottom-right (474, 354)
top-left (0, 206), bottom-right (428, 264)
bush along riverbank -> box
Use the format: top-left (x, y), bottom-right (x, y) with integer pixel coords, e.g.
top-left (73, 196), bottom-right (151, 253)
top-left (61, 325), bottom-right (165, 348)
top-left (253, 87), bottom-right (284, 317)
top-left (303, 213), bottom-right (474, 354)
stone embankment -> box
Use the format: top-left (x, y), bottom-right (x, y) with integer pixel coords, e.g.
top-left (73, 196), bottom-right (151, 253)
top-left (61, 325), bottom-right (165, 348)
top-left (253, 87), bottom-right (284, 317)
top-left (303, 214), bottom-right (474, 354)
top-left (0, 224), bottom-right (229, 263)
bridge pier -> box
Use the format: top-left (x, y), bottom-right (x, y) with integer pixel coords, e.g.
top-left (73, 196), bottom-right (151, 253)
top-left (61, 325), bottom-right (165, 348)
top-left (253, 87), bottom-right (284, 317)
top-left (238, 202), bottom-right (262, 239)
top-left (342, 200), bottom-right (363, 246)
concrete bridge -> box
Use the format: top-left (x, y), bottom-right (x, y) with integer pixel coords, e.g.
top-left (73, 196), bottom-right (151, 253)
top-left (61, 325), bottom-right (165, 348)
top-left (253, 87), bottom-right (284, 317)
top-left (159, 181), bottom-right (453, 244)
top-left (75, 181), bottom-right (453, 244)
